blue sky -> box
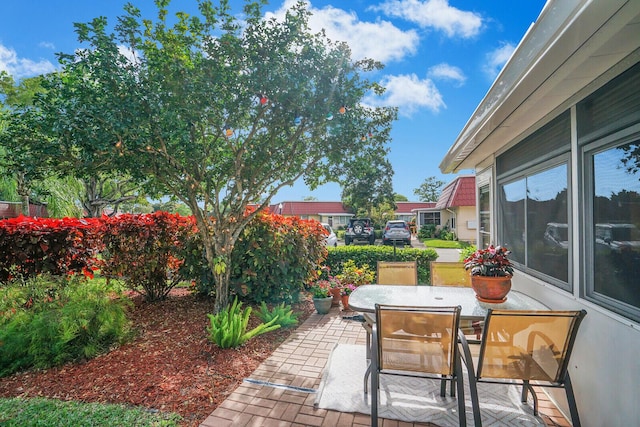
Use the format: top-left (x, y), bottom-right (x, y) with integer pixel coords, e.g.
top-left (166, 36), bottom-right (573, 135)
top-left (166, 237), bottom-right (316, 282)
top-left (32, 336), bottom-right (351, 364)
top-left (1, 0), bottom-right (546, 202)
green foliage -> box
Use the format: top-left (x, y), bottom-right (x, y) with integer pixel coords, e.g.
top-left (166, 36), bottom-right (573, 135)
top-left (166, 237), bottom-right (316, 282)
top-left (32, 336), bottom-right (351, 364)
top-left (0, 276), bottom-right (131, 377)
top-left (336, 259), bottom-right (375, 286)
top-left (256, 302), bottom-right (298, 328)
top-left (33, 0), bottom-right (396, 313)
top-left (184, 212), bottom-right (327, 304)
top-left (206, 297), bottom-right (281, 349)
top-left (459, 245), bottom-right (478, 262)
top-left (0, 397), bottom-right (181, 427)
top-left (413, 176), bottom-right (446, 202)
top-left (325, 246), bottom-right (437, 284)
top-left (418, 224), bottom-right (437, 239)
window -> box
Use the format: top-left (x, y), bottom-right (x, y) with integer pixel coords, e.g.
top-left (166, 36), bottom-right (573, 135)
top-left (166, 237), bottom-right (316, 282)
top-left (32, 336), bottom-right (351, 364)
top-left (497, 112), bottom-right (571, 289)
top-left (583, 137), bottom-right (640, 319)
top-left (579, 62), bottom-right (640, 322)
top-left (420, 211), bottom-right (440, 226)
top-left (478, 185), bottom-right (491, 249)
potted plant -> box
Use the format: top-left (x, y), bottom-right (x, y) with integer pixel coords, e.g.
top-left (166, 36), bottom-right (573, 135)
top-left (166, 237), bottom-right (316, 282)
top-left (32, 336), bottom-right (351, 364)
top-left (464, 245), bottom-right (514, 302)
top-left (309, 280), bottom-right (333, 314)
top-left (340, 283), bottom-right (357, 310)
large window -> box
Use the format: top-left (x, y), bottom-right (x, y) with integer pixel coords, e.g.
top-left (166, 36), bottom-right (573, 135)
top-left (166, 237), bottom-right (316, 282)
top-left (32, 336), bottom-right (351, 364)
top-left (497, 112), bottom-right (571, 289)
top-left (579, 62), bottom-right (640, 322)
top-left (583, 137), bottom-right (640, 318)
top-left (499, 164), bottom-right (569, 286)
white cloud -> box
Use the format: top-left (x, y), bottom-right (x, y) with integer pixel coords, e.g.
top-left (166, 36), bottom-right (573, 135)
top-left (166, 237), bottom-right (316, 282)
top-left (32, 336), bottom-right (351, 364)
top-left (371, 0), bottom-right (483, 38)
top-left (365, 73), bottom-right (445, 116)
top-left (39, 41), bottom-right (55, 50)
top-left (483, 42), bottom-right (515, 80)
top-left (265, 0), bottom-right (419, 63)
top-left (427, 63), bottom-right (465, 86)
top-left (0, 43), bottom-right (56, 79)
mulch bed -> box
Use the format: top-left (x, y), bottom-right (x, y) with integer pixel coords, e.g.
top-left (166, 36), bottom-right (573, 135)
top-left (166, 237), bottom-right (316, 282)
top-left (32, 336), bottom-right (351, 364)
top-left (0, 289), bottom-right (315, 426)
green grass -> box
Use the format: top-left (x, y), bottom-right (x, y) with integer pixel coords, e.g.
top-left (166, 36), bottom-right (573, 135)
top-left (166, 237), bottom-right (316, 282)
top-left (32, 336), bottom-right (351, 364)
top-left (0, 397), bottom-right (181, 427)
top-left (422, 239), bottom-right (465, 249)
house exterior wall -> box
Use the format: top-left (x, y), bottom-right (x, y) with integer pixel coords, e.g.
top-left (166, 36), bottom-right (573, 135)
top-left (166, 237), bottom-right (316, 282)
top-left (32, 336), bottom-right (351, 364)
top-left (439, 1), bottom-right (640, 424)
top-left (452, 206), bottom-right (476, 244)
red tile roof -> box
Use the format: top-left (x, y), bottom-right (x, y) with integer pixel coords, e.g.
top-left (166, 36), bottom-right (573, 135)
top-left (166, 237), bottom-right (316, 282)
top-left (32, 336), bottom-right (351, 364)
top-left (270, 201), bottom-right (351, 216)
top-left (435, 176), bottom-right (476, 209)
top-left (394, 201), bottom-right (436, 213)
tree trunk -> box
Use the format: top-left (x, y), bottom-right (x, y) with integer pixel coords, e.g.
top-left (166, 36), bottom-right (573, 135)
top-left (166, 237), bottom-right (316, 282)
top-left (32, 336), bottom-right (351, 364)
top-left (16, 172), bottom-right (30, 216)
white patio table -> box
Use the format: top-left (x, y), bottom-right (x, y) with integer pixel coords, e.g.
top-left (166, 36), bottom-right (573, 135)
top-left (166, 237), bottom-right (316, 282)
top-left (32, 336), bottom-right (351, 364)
top-left (348, 284), bottom-right (548, 320)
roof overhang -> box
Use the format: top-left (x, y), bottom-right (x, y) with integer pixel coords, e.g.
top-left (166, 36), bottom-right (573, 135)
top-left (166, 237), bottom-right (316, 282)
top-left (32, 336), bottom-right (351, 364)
top-left (440, 0), bottom-right (640, 173)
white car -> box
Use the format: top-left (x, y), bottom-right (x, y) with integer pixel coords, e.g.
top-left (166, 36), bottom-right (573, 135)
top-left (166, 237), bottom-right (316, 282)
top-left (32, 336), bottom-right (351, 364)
top-left (321, 223), bottom-right (338, 247)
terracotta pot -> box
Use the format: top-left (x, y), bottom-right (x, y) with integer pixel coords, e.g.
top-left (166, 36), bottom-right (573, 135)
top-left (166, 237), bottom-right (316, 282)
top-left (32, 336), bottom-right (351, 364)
top-left (471, 275), bottom-right (512, 303)
top-left (341, 294), bottom-right (350, 311)
top-left (330, 288), bottom-right (341, 306)
top-left (313, 296), bottom-right (333, 314)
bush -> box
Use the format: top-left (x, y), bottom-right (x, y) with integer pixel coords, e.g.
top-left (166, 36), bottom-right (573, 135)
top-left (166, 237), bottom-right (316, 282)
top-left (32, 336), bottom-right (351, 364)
top-left (324, 246), bottom-right (438, 284)
top-left (206, 297), bottom-right (281, 348)
top-left (0, 216), bottom-right (103, 283)
top-left (0, 275), bottom-right (131, 377)
top-left (184, 212), bottom-right (327, 304)
top-left (100, 212), bottom-right (196, 302)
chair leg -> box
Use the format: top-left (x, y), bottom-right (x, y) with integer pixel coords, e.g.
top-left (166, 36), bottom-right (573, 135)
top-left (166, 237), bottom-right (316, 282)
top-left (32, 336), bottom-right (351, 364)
top-left (371, 331), bottom-right (379, 427)
top-left (364, 362), bottom-right (371, 394)
top-left (458, 332), bottom-right (482, 427)
top-left (454, 357), bottom-right (467, 427)
top-left (564, 373), bottom-right (581, 427)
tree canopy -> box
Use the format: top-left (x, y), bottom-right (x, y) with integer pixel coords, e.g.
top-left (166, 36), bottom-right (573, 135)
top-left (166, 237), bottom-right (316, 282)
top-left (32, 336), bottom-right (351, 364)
top-left (29, 0), bottom-right (396, 311)
top-left (414, 176), bottom-right (445, 202)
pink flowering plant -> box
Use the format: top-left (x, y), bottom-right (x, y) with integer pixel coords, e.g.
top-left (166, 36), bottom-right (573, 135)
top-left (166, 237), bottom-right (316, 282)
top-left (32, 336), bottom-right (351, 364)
top-left (309, 280), bottom-right (332, 298)
top-left (341, 283), bottom-right (357, 296)
top-left (464, 245), bottom-right (514, 277)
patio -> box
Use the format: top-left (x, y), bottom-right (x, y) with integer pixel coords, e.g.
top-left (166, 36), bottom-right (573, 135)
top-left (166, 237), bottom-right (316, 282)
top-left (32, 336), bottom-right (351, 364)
top-left (199, 305), bottom-right (571, 427)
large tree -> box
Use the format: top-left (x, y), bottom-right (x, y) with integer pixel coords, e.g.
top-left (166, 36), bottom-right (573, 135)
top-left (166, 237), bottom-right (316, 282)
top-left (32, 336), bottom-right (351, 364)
top-left (37, 0), bottom-right (396, 311)
top-left (341, 148), bottom-right (395, 216)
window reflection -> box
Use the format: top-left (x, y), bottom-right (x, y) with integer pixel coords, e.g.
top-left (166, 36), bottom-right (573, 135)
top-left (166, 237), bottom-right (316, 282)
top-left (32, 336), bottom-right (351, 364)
top-left (593, 141), bottom-right (640, 309)
top-left (499, 164), bottom-right (569, 283)
top-left (528, 165), bottom-right (569, 283)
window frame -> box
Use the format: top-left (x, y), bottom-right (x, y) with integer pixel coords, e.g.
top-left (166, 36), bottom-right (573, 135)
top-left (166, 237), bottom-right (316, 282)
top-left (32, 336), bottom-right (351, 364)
top-left (581, 124), bottom-right (640, 322)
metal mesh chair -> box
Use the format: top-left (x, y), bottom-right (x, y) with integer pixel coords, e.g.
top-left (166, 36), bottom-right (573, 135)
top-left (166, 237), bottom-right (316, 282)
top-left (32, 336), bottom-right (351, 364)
top-left (377, 261), bottom-right (418, 285)
top-left (430, 261), bottom-right (472, 287)
top-left (459, 309), bottom-right (587, 427)
top-left (430, 262), bottom-right (482, 339)
top-left (370, 304), bottom-right (467, 427)
top-left (363, 261), bottom-right (419, 392)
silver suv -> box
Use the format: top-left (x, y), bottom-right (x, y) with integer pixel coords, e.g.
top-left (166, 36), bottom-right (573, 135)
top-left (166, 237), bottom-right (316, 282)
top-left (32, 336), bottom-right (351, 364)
top-left (382, 220), bottom-right (412, 247)
top-left (345, 218), bottom-right (376, 245)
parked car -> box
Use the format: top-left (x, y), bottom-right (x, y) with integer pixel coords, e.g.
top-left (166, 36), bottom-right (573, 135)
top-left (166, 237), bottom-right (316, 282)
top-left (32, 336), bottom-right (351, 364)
top-left (345, 218), bottom-right (375, 245)
top-left (595, 223), bottom-right (640, 253)
top-left (321, 223), bottom-right (338, 247)
top-left (382, 220), bottom-right (412, 247)
top-left (543, 222), bottom-right (569, 249)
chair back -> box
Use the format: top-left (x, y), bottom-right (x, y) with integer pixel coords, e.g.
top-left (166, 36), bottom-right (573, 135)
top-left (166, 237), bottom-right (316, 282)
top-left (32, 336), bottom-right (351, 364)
top-left (477, 309), bottom-right (587, 383)
top-left (376, 261), bottom-right (418, 285)
top-left (375, 304), bottom-right (461, 376)
top-left (430, 262), bottom-right (471, 287)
